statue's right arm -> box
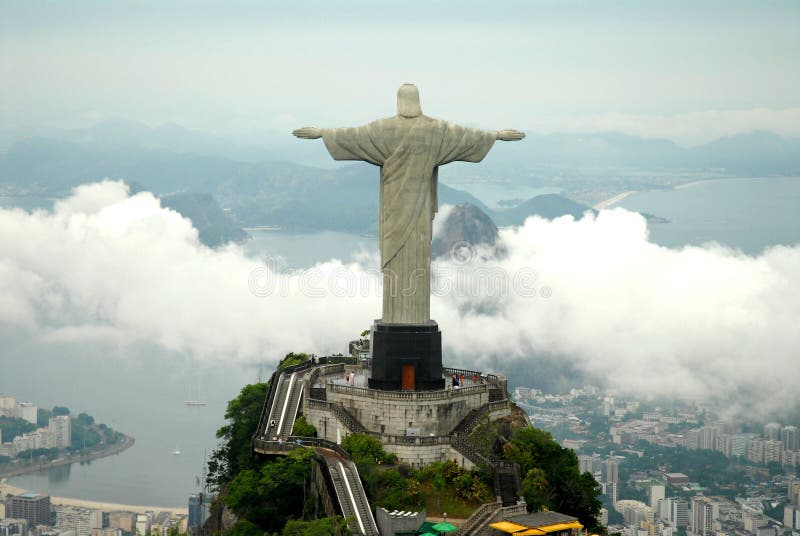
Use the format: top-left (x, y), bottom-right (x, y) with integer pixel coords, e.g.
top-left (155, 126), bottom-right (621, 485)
top-left (495, 129), bottom-right (525, 141)
top-left (292, 127), bottom-right (322, 139)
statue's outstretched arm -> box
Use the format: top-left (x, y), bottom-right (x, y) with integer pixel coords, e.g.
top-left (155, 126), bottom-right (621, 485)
top-left (292, 127), bottom-right (322, 139)
top-left (495, 129), bottom-right (525, 141)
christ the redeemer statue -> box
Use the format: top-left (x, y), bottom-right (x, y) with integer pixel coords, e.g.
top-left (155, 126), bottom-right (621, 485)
top-left (293, 83), bottom-right (524, 325)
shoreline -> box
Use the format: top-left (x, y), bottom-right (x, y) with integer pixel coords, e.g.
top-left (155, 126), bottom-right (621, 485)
top-left (0, 481), bottom-right (187, 515)
top-left (593, 190), bottom-right (636, 210)
top-left (0, 434), bottom-right (187, 513)
top-left (0, 434), bottom-right (136, 479)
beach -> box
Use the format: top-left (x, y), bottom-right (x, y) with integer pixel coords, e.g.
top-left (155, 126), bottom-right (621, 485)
top-left (593, 190), bottom-right (636, 210)
top-left (0, 480), bottom-right (188, 515)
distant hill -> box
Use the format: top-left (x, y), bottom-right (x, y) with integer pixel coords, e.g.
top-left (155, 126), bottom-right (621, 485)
top-left (160, 192), bottom-right (248, 247)
top-left (432, 203), bottom-right (500, 259)
top-left (0, 122), bottom-right (791, 233)
top-left (492, 194), bottom-right (595, 226)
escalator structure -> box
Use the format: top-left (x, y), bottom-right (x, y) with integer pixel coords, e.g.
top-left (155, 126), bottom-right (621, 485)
top-left (259, 368), bottom-right (305, 440)
top-left (253, 365), bottom-right (378, 535)
top-left (317, 447), bottom-right (380, 536)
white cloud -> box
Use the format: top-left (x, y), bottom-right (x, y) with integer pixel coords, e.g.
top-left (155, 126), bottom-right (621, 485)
top-left (1, 181), bottom-right (798, 418)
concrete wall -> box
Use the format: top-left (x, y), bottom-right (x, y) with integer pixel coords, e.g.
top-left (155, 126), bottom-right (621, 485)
top-left (327, 384), bottom-right (489, 436)
top-left (383, 443), bottom-right (476, 470)
top-left (375, 508), bottom-right (426, 535)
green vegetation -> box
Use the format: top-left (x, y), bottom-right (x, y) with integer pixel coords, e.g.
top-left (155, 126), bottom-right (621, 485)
top-left (278, 353), bottom-right (311, 370)
top-left (342, 433), bottom-right (396, 465)
top-left (280, 517), bottom-right (350, 535)
top-left (0, 416), bottom-right (37, 442)
top-left (223, 449), bottom-right (315, 534)
top-left (208, 351), bottom-right (606, 535)
top-left (1, 406), bottom-right (126, 473)
top-left (16, 447), bottom-right (59, 460)
top-left (505, 427), bottom-right (603, 533)
top-left (291, 416), bottom-right (316, 437)
top-left (207, 381), bottom-right (270, 489)
top-left (619, 442), bottom-right (747, 497)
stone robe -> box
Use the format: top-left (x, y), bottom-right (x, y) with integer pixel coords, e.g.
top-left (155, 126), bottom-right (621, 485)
top-left (322, 115), bottom-right (495, 324)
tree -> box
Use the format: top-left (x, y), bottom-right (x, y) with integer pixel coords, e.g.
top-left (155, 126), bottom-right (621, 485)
top-left (52, 406), bottom-right (71, 416)
top-left (76, 412), bottom-right (94, 426)
top-left (279, 353), bottom-right (310, 369)
top-left (291, 416), bottom-right (317, 437)
top-left (505, 427), bottom-right (603, 533)
top-left (207, 382), bottom-right (270, 489)
top-left (432, 467), bottom-right (446, 510)
top-left (281, 517), bottom-right (350, 535)
top-left (223, 449), bottom-right (314, 533)
top-left (37, 408), bottom-right (53, 427)
top-left (0, 417), bottom-right (37, 442)
top-left (226, 519), bottom-right (263, 536)
top-left (342, 433), bottom-right (396, 464)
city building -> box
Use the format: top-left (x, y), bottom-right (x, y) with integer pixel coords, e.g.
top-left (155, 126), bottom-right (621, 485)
top-left (782, 426), bottom-right (799, 452)
top-left (0, 395), bottom-right (16, 414)
top-left (135, 513), bottom-right (151, 536)
top-left (784, 505), bottom-right (800, 530)
top-left (764, 423), bottom-right (782, 441)
top-left (616, 500), bottom-right (654, 526)
top-left (747, 438), bottom-right (766, 465)
top-left (665, 473), bottom-right (689, 485)
top-left (188, 494), bottom-right (209, 535)
top-left (663, 497), bottom-right (689, 528)
top-left (8, 493), bottom-right (51, 528)
top-left (54, 506), bottom-right (102, 536)
top-left (107, 513), bottom-right (135, 533)
top-left (649, 485), bottom-right (665, 510)
top-left (764, 440), bottom-right (783, 465)
top-left (0, 519), bottom-right (28, 536)
top-left (691, 496), bottom-right (718, 536)
top-left (49, 416), bottom-right (71, 448)
top-left (604, 458), bottom-right (620, 485)
top-left (15, 403), bottom-right (38, 425)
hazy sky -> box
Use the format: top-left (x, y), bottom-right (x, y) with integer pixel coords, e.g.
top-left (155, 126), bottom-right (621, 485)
top-left (2, 0), bottom-right (799, 144)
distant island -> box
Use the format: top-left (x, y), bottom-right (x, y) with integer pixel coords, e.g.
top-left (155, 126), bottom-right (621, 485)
top-left (0, 395), bottom-right (133, 478)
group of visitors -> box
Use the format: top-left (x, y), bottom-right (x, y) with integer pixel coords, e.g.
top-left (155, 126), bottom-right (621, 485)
top-left (450, 372), bottom-right (484, 389)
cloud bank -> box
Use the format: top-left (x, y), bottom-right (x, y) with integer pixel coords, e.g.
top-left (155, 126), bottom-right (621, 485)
top-left (1, 181), bottom-right (798, 418)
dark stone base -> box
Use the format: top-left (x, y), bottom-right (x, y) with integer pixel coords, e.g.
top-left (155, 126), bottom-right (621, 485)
top-left (369, 320), bottom-right (445, 391)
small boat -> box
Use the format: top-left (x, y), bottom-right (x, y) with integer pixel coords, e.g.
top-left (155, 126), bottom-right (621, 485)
top-left (184, 400), bottom-right (207, 406)
top-left (172, 446), bottom-right (182, 455)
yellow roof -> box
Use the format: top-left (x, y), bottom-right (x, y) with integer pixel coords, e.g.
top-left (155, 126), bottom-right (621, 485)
top-left (516, 529), bottom-right (546, 535)
top-left (537, 521), bottom-right (584, 532)
top-left (489, 521), bottom-right (530, 533)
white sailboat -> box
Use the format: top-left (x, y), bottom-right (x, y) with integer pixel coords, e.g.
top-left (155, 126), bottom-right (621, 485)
top-left (184, 374), bottom-right (207, 406)
top-left (172, 445), bottom-right (182, 455)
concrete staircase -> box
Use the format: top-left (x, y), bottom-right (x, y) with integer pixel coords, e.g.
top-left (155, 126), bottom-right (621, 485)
top-left (449, 404), bottom-right (522, 507)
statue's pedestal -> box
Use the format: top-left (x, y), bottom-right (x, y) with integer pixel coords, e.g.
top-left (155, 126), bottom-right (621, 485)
top-left (368, 320), bottom-right (445, 391)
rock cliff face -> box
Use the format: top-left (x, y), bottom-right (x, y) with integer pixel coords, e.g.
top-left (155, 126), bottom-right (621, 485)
top-left (432, 203), bottom-right (500, 260)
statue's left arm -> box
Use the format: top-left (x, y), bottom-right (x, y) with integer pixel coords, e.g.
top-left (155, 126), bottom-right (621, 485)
top-left (435, 123), bottom-right (524, 166)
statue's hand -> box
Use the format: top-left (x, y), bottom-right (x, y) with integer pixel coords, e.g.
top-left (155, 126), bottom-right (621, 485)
top-left (292, 127), bottom-right (322, 139)
top-left (496, 129), bottom-right (525, 141)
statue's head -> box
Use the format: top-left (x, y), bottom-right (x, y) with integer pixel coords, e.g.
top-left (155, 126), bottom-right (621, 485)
top-left (397, 83), bottom-right (422, 118)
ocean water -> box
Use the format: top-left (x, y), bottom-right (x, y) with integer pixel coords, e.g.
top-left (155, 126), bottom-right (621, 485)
top-left (618, 176), bottom-right (800, 255)
top-left (3, 175), bottom-right (799, 507)
top-left (3, 341), bottom-right (256, 508)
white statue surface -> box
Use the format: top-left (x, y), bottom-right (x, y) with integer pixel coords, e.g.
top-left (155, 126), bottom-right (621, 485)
top-left (293, 84), bottom-right (524, 324)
